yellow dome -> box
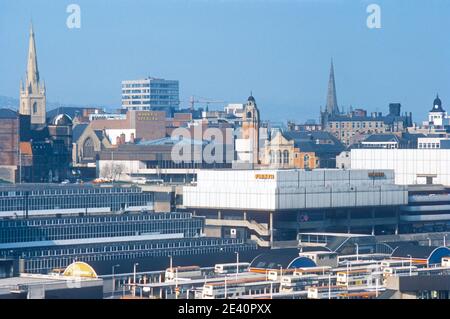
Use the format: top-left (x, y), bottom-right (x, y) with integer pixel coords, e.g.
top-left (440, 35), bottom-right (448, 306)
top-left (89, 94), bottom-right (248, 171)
top-left (63, 262), bottom-right (98, 279)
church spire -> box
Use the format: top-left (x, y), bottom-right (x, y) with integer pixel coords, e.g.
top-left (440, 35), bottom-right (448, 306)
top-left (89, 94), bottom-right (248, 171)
top-left (26, 22), bottom-right (40, 93)
top-left (326, 58), bottom-right (339, 115)
top-left (20, 22), bottom-right (46, 125)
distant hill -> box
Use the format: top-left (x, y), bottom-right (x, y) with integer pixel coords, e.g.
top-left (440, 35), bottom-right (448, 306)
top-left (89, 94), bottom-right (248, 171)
top-left (0, 96), bottom-right (19, 109)
top-left (0, 95), bottom-right (116, 113)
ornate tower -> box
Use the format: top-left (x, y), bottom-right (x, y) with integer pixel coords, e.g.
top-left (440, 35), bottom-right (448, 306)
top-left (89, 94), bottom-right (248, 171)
top-left (325, 59), bottom-right (339, 115)
top-left (428, 94), bottom-right (446, 127)
top-left (20, 23), bottom-right (46, 125)
top-left (242, 94), bottom-right (260, 164)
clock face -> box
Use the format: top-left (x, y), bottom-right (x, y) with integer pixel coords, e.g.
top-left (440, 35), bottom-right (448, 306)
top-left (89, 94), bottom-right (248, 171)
top-left (435, 105), bottom-right (439, 109)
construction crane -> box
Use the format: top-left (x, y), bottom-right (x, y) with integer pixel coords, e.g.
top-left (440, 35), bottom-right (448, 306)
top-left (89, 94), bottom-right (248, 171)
top-left (187, 96), bottom-right (226, 112)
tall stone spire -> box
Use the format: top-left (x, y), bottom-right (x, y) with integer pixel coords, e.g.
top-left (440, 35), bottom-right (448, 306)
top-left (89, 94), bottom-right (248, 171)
top-left (20, 22), bottom-right (46, 125)
top-left (26, 23), bottom-right (40, 94)
top-left (325, 59), bottom-right (339, 115)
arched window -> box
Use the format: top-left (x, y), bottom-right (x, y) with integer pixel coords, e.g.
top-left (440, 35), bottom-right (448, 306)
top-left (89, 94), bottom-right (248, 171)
top-left (283, 150), bottom-right (290, 164)
top-left (304, 154), bottom-right (310, 169)
top-left (269, 151), bottom-right (274, 164)
top-left (277, 150), bottom-right (282, 164)
top-left (247, 111), bottom-right (252, 119)
top-left (83, 138), bottom-right (95, 159)
top-left (33, 102), bottom-right (37, 114)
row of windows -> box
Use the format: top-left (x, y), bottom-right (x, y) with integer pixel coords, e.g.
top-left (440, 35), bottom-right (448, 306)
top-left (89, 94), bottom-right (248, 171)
top-left (122, 83), bottom-right (178, 89)
top-left (122, 90), bottom-right (178, 94)
top-left (0, 219), bottom-right (203, 244)
top-left (0, 212), bottom-right (192, 228)
top-left (418, 143), bottom-right (440, 149)
top-left (122, 95), bottom-right (178, 100)
top-left (268, 150), bottom-right (290, 164)
top-left (126, 100), bottom-right (179, 106)
top-left (0, 187), bottom-right (141, 197)
top-left (0, 193), bottom-right (153, 212)
top-left (330, 121), bottom-right (384, 129)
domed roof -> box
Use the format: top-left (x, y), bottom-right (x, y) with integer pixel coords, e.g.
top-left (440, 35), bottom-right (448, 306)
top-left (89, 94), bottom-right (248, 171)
top-left (430, 94), bottom-right (445, 113)
top-left (52, 113), bottom-right (73, 126)
top-left (248, 95), bottom-right (256, 103)
top-left (63, 261), bottom-right (98, 278)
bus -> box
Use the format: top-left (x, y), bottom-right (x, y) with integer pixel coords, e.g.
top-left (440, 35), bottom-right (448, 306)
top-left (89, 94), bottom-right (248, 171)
top-left (165, 266), bottom-right (202, 282)
top-left (381, 259), bottom-right (420, 269)
top-left (294, 267), bottom-right (332, 277)
top-left (416, 266), bottom-right (450, 276)
top-left (442, 257), bottom-right (450, 267)
top-left (280, 274), bottom-right (319, 293)
top-left (336, 269), bottom-right (381, 287)
top-left (337, 290), bottom-right (384, 299)
top-left (307, 285), bottom-right (348, 299)
top-left (383, 266), bottom-right (418, 283)
top-left (214, 262), bottom-right (250, 274)
top-left (267, 269), bottom-right (296, 281)
top-left (201, 277), bottom-right (268, 299)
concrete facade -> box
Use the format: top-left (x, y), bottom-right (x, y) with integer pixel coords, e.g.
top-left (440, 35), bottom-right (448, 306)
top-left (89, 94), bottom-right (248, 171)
top-left (351, 149), bottom-right (450, 186)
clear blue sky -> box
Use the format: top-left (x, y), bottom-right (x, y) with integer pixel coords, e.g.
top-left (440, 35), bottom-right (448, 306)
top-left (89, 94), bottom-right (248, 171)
top-left (1, 0), bottom-right (449, 122)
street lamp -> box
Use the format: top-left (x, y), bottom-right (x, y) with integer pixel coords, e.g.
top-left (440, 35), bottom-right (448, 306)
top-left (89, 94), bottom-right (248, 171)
top-left (111, 264), bottom-right (120, 299)
top-left (427, 237), bottom-right (431, 247)
top-left (354, 243), bottom-right (359, 261)
top-left (168, 255), bottom-right (173, 271)
top-left (444, 235), bottom-right (447, 247)
top-left (407, 255), bottom-right (412, 276)
top-left (235, 251), bottom-right (239, 282)
top-left (133, 263), bottom-right (139, 297)
top-left (328, 273), bottom-right (331, 300)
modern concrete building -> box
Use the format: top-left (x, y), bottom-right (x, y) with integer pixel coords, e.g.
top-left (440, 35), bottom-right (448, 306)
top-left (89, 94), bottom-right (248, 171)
top-left (121, 78), bottom-right (179, 114)
top-left (183, 169), bottom-right (408, 247)
top-left (350, 149), bottom-right (450, 186)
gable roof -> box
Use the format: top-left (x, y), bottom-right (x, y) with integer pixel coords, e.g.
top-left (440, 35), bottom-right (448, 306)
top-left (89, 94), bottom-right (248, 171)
top-left (72, 124), bottom-right (89, 142)
top-left (363, 134), bottom-right (399, 143)
top-left (282, 131), bottom-right (345, 155)
top-left (0, 108), bottom-right (18, 119)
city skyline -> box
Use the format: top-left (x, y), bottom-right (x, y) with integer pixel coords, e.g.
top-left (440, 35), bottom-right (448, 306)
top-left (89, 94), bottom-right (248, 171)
top-left (1, 0), bottom-right (450, 122)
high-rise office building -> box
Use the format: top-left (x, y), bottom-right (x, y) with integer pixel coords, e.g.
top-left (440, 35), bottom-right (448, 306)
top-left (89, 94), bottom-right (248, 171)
top-left (121, 77), bottom-right (179, 114)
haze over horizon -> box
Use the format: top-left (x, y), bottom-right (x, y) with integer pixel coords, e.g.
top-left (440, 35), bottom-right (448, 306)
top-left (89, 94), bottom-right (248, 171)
top-left (1, 0), bottom-right (450, 122)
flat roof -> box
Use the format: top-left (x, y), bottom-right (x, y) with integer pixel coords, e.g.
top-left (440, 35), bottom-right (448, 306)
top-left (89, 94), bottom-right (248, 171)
top-left (299, 232), bottom-right (373, 238)
top-left (0, 274), bottom-right (101, 288)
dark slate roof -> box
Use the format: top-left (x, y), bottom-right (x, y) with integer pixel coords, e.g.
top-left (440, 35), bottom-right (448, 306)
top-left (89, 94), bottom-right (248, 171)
top-left (94, 130), bottom-right (105, 141)
top-left (72, 124), bottom-right (89, 142)
top-left (249, 248), bottom-right (301, 269)
top-left (328, 114), bottom-right (410, 125)
top-left (363, 134), bottom-right (399, 143)
top-left (47, 107), bottom-right (89, 119)
top-left (391, 245), bottom-right (444, 260)
top-left (382, 241), bottom-right (419, 251)
top-left (402, 133), bottom-right (426, 141)
top-left (0, 108), bottom-right (18, 119)
top-left (283, 131), bottom-right (345, 155)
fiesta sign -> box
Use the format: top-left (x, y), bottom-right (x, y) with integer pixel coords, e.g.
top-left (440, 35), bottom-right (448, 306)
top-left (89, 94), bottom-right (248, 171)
top-left (255, 174), bottom-right (275, 180)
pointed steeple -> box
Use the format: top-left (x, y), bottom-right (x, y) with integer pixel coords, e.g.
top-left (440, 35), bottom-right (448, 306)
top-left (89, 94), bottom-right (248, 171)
top-left (20, 22), bottom-right (46, 125)
top-left (26, 22), bottom-right (40, 94)
top-left (326, 58), bottom-right (339, 115)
